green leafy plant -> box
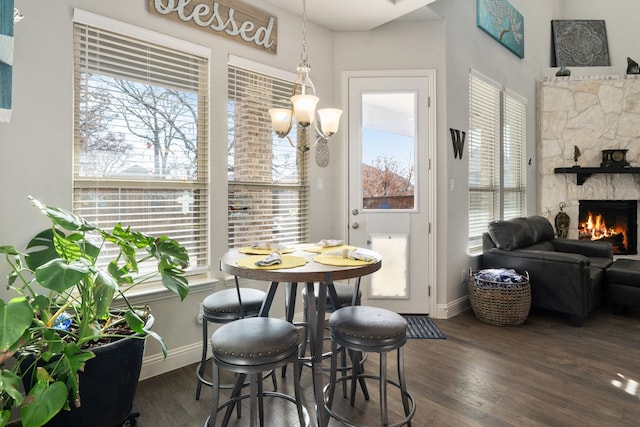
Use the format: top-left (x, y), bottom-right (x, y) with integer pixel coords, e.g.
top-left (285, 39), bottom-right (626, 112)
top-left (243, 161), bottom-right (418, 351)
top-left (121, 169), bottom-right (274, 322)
top-left (0, 197), bottom-right (189, 427)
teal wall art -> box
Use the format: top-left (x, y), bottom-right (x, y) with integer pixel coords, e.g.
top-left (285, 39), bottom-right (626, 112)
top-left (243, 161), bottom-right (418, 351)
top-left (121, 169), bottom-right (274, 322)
top-left (0, 0), bottom-right (20, 122)
top-left (477, 0), bottom-right (524, 59)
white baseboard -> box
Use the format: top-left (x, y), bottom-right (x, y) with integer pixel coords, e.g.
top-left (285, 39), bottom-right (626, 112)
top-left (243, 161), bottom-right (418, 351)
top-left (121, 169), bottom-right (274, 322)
top-left (140, 342), bottom-right (203, 381)
top-left (433, 295), bottom-right (470, 319)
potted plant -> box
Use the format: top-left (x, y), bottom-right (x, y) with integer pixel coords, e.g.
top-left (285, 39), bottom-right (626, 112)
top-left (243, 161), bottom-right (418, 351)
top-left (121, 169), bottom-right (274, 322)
top-left (0, 197), bottom-right (190, 427)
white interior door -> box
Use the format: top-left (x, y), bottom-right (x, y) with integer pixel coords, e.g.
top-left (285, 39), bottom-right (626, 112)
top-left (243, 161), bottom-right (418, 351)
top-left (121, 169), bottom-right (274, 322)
top-left (345, 71), bottom-right (435, 314)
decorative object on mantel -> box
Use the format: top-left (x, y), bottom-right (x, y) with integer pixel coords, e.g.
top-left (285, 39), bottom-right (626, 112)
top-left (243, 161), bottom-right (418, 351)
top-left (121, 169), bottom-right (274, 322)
top-left (555, 202), bottom-right (570, 238)
top-left (627, 57), bottom-right (640, 75)
top-left (556, 64), bottom-right (571, 77)
top-left (476, 0), bottom-right (524, 59)
top-left (573, 145), bottom-right (581, 166)
top-left (601, 149), bottom-right (629, 168)
top-left (551, 20), bottom-right (610, 67)
top-left (268, 0), bottom-right (342, 158)
top-left (147, 0), bottom-right (277, 53)
top-left (450, 128), bottom-right (466, 159)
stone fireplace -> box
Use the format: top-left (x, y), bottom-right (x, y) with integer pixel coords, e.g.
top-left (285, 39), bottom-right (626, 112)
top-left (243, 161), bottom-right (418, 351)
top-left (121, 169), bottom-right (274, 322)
top-left (538, 75), bottom-right (640, 256)
top-left (578, 200), bottom-right (637, 254)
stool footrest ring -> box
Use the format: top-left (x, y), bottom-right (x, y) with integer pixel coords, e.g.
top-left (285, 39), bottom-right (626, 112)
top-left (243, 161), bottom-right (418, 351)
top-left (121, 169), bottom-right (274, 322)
top-left (205, 391), bottom-right (310, 427)
top-left (323, 374), bottom-right (416, 427)
top-left (196, 363), bottom-right (275, 390)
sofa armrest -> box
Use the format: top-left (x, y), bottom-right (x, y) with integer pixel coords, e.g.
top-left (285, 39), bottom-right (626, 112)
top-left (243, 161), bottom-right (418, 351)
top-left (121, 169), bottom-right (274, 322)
top-left (551, 238), bottom-right (613, 259)
top-left (482, 248), bottom-right (589, 266)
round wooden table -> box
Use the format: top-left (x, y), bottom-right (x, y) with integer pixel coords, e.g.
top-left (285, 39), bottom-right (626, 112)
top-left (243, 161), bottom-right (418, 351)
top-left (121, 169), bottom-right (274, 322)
top-left (219, 247), bottom-right (381, 427)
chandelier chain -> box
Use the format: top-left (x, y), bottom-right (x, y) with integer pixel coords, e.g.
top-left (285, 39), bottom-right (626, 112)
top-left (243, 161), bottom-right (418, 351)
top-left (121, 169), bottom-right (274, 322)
top-left (300, 0), bottom-right (309, 64)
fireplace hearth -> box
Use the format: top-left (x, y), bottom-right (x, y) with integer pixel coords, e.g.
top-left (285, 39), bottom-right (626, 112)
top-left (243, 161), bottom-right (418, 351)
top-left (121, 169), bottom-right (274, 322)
top-left (578, 200), bottom-right (637, 255)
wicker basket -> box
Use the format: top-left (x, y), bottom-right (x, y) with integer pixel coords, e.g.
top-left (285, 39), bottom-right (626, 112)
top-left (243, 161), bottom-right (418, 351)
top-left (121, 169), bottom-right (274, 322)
top-left (468, 268), bottom-right (531, 326)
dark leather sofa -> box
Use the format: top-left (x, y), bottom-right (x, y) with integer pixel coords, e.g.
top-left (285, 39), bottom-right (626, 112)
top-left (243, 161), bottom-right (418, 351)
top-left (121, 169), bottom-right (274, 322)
top-left (481, 215), bottom-right (613, 325)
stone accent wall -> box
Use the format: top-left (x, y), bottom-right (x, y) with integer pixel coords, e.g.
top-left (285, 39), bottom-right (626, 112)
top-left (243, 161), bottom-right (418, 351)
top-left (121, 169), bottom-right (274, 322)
top-left (538, 75), bottom-right (640, 240)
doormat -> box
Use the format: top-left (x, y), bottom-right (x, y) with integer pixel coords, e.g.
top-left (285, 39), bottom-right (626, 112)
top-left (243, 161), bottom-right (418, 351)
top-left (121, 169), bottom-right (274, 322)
top-left (402, 315), bottom-right (446, 339)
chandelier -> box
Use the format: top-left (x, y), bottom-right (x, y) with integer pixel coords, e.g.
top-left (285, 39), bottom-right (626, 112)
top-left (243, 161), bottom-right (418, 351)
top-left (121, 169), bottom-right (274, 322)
top-left (268, 0), bottom-right (342, 154)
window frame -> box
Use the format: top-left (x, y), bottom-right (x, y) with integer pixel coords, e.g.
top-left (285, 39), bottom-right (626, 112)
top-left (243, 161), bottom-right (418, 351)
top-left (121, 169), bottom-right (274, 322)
top-left (72, 9), bottom-right (210, 281)
top-left (226, 55), bottom-right (310, 249)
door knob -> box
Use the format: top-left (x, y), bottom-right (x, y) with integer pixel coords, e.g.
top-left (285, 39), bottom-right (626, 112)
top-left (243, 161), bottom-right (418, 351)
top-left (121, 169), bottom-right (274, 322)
top-left (351, 222), bottom-right (359, 229)
top-left (352, 208), bottom-right (359, 216)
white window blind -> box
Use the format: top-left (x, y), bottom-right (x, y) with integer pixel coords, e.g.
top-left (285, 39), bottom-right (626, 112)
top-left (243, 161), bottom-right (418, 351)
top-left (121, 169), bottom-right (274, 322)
top-left (227, 62), bottom-right (309, 248)
top-left (503, 90), bottom-right (527, 220)
top-left (468, 70), bottom-right (527, 253)
top-left (73, 19), bottom-right (209, 275)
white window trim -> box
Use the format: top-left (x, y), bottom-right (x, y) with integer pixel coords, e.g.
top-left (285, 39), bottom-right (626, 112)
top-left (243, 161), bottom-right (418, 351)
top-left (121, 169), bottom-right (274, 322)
top-left (73, 8), bottom-right (210, 59)
top-left (73, 9), bottom-right (211, 293)
top-left (228, 54), bottom-right (296, 82)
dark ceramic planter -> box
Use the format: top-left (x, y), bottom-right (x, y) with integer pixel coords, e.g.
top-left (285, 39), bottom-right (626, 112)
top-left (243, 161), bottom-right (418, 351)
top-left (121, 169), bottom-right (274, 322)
top-left (23, 315), bottom-right (153, 427)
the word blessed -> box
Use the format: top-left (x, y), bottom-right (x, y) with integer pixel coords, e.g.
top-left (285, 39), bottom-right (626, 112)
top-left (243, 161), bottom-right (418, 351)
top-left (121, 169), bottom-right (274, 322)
top-left (149, 0), bottom-right (277, 53)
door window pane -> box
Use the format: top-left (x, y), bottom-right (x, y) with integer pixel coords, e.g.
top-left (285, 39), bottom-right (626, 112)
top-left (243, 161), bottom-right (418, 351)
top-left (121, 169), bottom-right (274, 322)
top-left (361, 92), bottom-right (416, 210)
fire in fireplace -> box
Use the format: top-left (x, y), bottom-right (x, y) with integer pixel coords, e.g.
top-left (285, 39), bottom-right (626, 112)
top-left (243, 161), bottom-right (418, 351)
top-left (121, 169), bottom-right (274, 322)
top-left (578, 200), bottom-right (638, 255)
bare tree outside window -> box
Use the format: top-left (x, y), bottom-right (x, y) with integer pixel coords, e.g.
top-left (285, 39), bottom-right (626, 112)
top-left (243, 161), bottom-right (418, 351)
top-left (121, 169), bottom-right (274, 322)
top-left (362, 154), bottom-right (415, 209)
top-left (79, 75), bottom-right (199, 181)
top-left (78, 84), bottom-right (131, 177)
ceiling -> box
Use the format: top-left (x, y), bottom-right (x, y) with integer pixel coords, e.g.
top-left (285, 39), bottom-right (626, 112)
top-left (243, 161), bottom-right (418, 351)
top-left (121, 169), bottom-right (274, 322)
top-left (259, 0), bottom-right (441, 32)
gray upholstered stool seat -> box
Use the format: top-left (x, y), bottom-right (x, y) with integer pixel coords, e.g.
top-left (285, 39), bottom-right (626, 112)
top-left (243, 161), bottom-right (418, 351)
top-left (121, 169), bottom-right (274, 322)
top-left (203, 288), bottom-right (266, 321)
top-left (212, 317), bottom-right (299, 366)
top-left (206, 317), bottom-right (309, 427)
top-left (330, 305), bottom-right (407, 351)
top-left (324, 306), bottom-right (415, 427)
top-left (196, 287), bottom-right (270, 400)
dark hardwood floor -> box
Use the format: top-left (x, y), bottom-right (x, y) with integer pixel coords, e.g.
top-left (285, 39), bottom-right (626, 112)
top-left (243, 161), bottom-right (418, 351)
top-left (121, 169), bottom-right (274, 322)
top-left (133, 308), bottom-right (640, 426)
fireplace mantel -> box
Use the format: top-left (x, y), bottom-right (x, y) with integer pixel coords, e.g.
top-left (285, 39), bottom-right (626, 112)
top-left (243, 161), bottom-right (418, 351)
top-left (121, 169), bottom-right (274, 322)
top-left (554, 166), bottom-right (640, 185)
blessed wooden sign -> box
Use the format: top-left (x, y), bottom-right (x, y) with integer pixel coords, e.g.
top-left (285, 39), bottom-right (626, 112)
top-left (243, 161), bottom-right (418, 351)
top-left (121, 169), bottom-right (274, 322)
top-left (148, 0), bottom-right (277, 54)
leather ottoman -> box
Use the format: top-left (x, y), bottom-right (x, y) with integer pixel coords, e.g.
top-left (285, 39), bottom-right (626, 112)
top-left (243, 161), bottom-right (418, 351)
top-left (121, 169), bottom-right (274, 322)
top-left (605, 258), bottom-right (640, 312)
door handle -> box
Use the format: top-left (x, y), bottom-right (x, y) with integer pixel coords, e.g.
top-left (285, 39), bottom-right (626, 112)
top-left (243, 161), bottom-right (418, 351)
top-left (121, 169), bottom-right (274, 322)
top-left (352, 208), bottom-right (359, 216)
top-left (351, 222), bottom-right (359, 229)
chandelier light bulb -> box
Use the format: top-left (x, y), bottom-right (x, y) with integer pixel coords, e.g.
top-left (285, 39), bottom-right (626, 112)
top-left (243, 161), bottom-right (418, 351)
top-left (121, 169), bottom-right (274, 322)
top-left (291, 94), bottom-right (319, 127)
top-left (317, 108), bottom-right (343, 136)
top-left (268, 108), bottom-right (292, 135)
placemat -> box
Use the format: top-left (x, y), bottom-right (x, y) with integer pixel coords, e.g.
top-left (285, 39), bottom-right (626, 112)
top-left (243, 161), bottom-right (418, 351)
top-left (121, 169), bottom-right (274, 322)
top-left (304, 244), bottom-right (356, 253)
top-left (312, 254), bottom-right (377, 267)
top-left (238, 247), bottom-right (295, 255)
top-left (236, 255), bottom-right (308, 270)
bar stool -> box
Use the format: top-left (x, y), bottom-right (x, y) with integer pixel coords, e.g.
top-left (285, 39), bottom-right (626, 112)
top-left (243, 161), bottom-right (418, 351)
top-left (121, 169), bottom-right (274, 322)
top-left (296, 282), bottom-right (368, 400)
top-left (205, 317), bottom-right (310, 427)
top-left (195, 282), bottom-right (270, 400)
top-left (299, 282), bottom-right (362, 360)
top-left (324, 305), bottom-right (416, 427)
